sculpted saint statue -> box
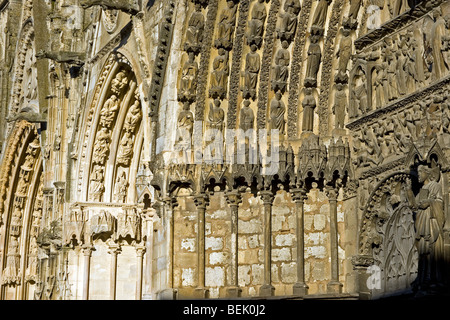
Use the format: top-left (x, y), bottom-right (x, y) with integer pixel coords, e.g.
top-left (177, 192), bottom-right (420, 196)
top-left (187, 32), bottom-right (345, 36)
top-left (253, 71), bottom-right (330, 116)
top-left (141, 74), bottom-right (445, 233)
top-left (175, 101), bottom-right (194, 147)
top-left (179, 52), bottom-right (199, 101)
top-left (304, 34), bottom-right (322, 87)
top-left (100, 94), bottom-right (119, 128)
top-left (278, 0), bottom-right (301, 43)
top-left (185, 3), bottom-right (205, 53)
top-left (215, 0), bottom-right (238, 50)
top-left (348, 0), bottom-right (362, 22)
top-left (210, 48), bottom-right (230, 98)
top-left (336, 28), bottom-right (352, 82)
top-left (124, 99), bottom-right (142, 132)
top-left (115, 171), bottom-right (128, 203)
top-left (270, 91), bottom-right (286, 135)
top-left (117, 131), bottom-right (134, 166)
top-left (242, 44), bottom-right (260, 100)
top-left (89, 165), bottom-right (105, 202)
top-left (93, 127), bottom-right (111, 164)
top-left (406, 165), bottom-right (445, 294)
top-left (311, 0), bottom-right (332, 30)
top-left (431, 8), bottom-right (448, 81)
top-left (332, 84), bottom-right (347, 129)
top-left (272, 40), bottom-right (290, 93)
top-left (206, 99), bottom-right (225, 163)
top-left (239, 99), bottom-right (255, 131)
top-left (302, 88), bottom-right (316, 132)
top-left (247, 0), bottom-right (267, 48)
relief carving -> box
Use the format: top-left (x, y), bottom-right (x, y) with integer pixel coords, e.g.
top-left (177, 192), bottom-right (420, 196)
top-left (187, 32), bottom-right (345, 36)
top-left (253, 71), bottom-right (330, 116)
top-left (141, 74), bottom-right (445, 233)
top-left (215, 0), bottom-right (238, 50)
top-left (185, 3), bottom-right (205, 54)
top-left (242, 44), bottom-right (260, 100)
top-left (209, 48), bottom-right (230, 99)
top-left (271, 40), bottom-right (290, 93)
top-left (277, 0), bottom-right (301, 43)
top-left (179, 52), bottom-right (199, 102)
top-left (269, 91), bottom-right (286, 135)
top-left (247, 0), bottom-right (267, 48)
top-left (304, 34), bottom-right (322, 88)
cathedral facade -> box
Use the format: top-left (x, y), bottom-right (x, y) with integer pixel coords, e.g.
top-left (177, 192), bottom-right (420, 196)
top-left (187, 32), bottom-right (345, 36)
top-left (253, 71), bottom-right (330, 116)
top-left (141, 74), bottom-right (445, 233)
top-left (0, 0), bottom-right (449, 300)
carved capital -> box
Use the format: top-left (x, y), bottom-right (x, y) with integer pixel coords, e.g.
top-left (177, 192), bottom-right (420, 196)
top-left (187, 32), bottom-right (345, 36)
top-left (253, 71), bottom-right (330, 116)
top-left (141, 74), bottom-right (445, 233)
top-left (194, 193), bottom-right (210, 209)
top-left (351, 255), bottom-right (375, 268)
top-left (259, 190), bottom-right (274, 205)
top-left (225, 190), bottom-right (242, 207)
top-left (82, 245), bottom-right (94, 257)
top-left (135, 245), bottom-right (146, 258)
top-left (163, 196), bottom-right (179, 209)
top-left (291, 188), bottom-right (307, 203)
top-left (325, 186), bottom-right (338, 201)
top-left (107, 243), bottom-right (121, 255)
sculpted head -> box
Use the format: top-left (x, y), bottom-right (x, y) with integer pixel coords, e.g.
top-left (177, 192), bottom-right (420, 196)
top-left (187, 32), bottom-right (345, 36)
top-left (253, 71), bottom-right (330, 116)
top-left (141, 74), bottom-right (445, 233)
top-left (418, 165), bottom-right (430, 183)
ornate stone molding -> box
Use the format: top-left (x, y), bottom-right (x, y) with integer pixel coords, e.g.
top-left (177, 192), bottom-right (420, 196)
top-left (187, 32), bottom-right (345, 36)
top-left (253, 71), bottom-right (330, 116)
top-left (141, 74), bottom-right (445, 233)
top-left (195, 0), bottom-right (219, 121)
top-left (318, 0), bottom-right (344, 135)
top-left (287, 0), bottom-right (312, 138)
top-left (256, 0), bottom-right (281, 130)
top-left (227, 0), bottom-right (249, 130)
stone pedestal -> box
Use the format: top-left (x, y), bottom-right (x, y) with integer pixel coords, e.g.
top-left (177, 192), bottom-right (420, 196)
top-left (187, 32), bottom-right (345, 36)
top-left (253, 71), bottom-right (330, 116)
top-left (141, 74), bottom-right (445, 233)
top-left (293, 283), bottom-right (309, 296)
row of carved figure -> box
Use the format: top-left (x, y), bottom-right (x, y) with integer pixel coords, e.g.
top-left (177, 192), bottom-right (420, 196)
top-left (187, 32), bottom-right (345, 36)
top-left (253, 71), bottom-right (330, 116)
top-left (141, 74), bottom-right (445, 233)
top-left (64, 208), bottom-right (142, 245)
top-left (88, 69), bottom-right (142, 203)
top-left (1, 139), bottom-right (41, 286)
top-left (352, 7), bottom-right (450, 117)
top-left (352, 93), bottom-right (450, 169)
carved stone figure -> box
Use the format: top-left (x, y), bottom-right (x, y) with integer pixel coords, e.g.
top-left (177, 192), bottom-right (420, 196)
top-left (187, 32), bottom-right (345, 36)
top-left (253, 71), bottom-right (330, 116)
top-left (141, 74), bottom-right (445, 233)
top-left (215, 0), bottom-right (238, 50)
top-left (431, 8), bottom-right (448, 81)
top-left (242, 44), bottom-right (260, 100)
top-left (247, 0), bottom-right (267, 48)
top-left (404, 104), bottom-right (423, 139)
top-left (124, 99), bottom-right (142, 132)
top-left (272, 40), bottom-right (290, 93)
top-left (115, 171), bottom-right (128, 203)
top-left (386, 52), bottom-right (399, 101)
top-left (336, 28), bottom-right (352, 83)
top-left (388, 0), bottom-right (408, 18)
top-left (92, 127), bottom-right (111, 164)
top-left (395, 50), bottom-right (407, 96)
top-left (239, 99), bottom-right (255, 131)
top-left (185, 3), bottom-right (205, 54)
top-left (175, 101), bottom-right (194, 148)
top-left (100, 95), bottom-right (119, 128)
top-left (208, 98), bottom-right (225, 133)
top-left (111, 70), bottom-right (128, 95)
top-left (179, 52), bottom-right (198, 102)
top-left (35, 50), bottom-right (85, 66)
top-left (277, 0), bottom-right (301, 43)
top-left (406, 165), bottom-right (445, 294)
top-left (117, 208), bottom-right (140, 240)
top-left (79, 0), bottom-right (141, 15)
top-left (1, 237), bottom-right (21, 285)
top-left (90, 210), bottom-right (115, 238)
top-left (332, 84), bottom-right (347, 130)
top-left (311, 0), bottom-right (331, 31)
top-left (89, 165), bottom-right (105, 202)
top-left (373, 65), bottom-right (386, 108)
top-left (304, 34), bottom-right (322, 87)
top-left (302, 88), bottom-right (316, 132)
top-left (270, 91), bottom-right (286, 135)
top-left (210, 48), bottom-right (229, 99)
top-left (117, 131), bottom-right (134, 166)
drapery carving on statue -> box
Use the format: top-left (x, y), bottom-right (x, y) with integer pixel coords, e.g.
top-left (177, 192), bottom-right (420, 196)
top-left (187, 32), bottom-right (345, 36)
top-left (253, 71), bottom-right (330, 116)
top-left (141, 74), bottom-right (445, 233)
top-left (89, 165), bottom-right (105, 202)
top-left (64, 208), bottom-right (85, 246)
top-left (405, 164), bottom-right (446, 294)
top-left (270, 91), bottom-right (286, 135)
top-left (174, 101), bottom-right (194, 166)
top-left (311, 0), bottom-right (332, 32)
top-left (90, 210), bottom-right (116, 239)
top-left (117, 207), bottom-right (141, 241)
top-left (1, 236), bottom-right (21, 285)
top-left (272, 40), bottom-right (290, 93)
top-left (349, 66), bottom-right (367, 119)
top-left (178, 52), bottom-right (199, 102)
top-left (332, 83), bottom-right (347, 130)
top-left (242, 44), bottom-right (260, 100)
top-left (92, 127), bottom-right (111, 165)
top-left (25, 237), bottom-right (39, 283)
top-left (100, 95), bottom-right (119, 128)
top-left (247, 0), bottom-right (267, 48)
top-left (21, 45), bottom-right (38, 112)
top-left (304, 34), bottom-right (322, 88)
top-left (117, 131), bottom-right (135, 166)
top-left (111, 70), bottom-right (129, 95)
top-left (185, 3), bottom-right (205, 54)
top-left (215, 0), bottom-right (238, 50)
top-left (210, 48), bottom-right (230, 99)
top-left (277, 0), bottom-right (301, 43)
top-left (114, 171), bottom-right (128, 202)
